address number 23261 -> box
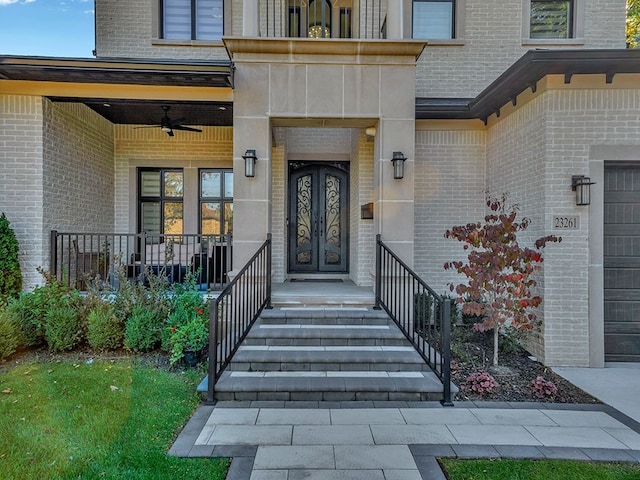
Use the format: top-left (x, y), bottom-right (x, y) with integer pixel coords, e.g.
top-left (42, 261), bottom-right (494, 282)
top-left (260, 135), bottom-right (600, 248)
top-left (553, 215), bottom-right (579, 230)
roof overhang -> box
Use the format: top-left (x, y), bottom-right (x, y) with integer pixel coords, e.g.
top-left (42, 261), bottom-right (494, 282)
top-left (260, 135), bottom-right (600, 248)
top-left (0, 55), bottom-right (234, 125)
top-left (416, 49), bottom-right (640, 123)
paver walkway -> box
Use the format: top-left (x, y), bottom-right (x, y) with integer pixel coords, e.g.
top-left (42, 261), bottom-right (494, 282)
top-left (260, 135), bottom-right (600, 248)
top-left (169, 401), bottom-right (640, 480)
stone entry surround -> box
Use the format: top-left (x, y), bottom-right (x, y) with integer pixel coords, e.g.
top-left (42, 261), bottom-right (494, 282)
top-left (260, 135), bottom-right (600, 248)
top-left (170, 402), bottom-right (640, 480)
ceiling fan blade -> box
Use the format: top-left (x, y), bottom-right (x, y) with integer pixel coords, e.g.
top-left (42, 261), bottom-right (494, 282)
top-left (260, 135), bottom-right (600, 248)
top-left (166, 129), bottom-right (175, 137)
top-left (133, 125), bottom-right (162, 129)
top-left (172, 125), bottom-right (202, 132)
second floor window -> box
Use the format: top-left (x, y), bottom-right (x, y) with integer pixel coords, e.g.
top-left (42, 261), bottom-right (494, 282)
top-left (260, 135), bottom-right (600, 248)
top-left (413, 0), bottom-right (455, 39)
top-left (163, 0), bottom-right (223, 40)
top-left (530, 0), bottom-right (573, 39)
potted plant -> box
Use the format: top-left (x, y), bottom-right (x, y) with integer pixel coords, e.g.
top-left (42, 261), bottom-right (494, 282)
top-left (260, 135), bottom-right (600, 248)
top-left (167, 309), bottom-right (208, 366)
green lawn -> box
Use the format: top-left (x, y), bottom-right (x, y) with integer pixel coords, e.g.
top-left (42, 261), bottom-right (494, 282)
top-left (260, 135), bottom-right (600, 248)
top-left (441, 458), bottom-right (640, 480)
top-left (0, 356), bottom-right (228, 480)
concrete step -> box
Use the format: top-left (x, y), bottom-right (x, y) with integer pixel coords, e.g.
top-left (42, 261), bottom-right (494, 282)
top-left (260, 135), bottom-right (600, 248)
top-left (258, 308), bottom-right (389, 325)
top-left (228, 345), bottom-right (431, 372)
top-left (244, 322), bottom-right (408, 347)
top-left (212, 370), bottom-right (446, 402)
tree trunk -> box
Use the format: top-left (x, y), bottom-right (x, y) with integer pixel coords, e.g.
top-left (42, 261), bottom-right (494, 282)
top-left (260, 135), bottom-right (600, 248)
top-left (493, 327), bottom-right (499, 366)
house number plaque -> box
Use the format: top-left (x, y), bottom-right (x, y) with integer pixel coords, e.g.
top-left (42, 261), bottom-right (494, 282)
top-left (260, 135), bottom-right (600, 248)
top-left (553, 215), bottom-right (579, 230)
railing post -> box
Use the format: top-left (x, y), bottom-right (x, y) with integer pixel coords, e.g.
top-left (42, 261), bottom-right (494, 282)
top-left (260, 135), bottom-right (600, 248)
top-left (50, 230), bottom-right (58, 278)
top-left (208, 298), bottom-right (219, 403)
top-left (441, 299), bottom-right (453, 406)
top-left (374, 234), bottom-right (382, 310)
top-left (266, 233), bottom-right (272, 309)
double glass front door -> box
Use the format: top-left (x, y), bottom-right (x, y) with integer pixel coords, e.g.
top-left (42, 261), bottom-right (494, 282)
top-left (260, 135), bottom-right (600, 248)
top-left (288, 162), bottom-right (349, 272)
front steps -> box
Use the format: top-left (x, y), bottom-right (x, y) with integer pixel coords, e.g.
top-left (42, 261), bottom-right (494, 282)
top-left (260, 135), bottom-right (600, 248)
top-left (209, 308), bottom-right (449, 402)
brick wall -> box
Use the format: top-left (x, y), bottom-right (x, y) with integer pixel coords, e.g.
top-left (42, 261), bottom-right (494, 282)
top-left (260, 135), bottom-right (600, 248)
top-left (0, 95), bottom-right (44, 290)
top-left (416, 0), bottom-right (627, 98)
top-left (413, 128), bottom-right (486, 294)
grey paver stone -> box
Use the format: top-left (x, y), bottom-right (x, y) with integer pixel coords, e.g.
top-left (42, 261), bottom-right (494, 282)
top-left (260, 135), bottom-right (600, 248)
top-left (257, 408), bottom-right (331, 425)
top-left (187, 444), bottom-right (215, 457)
top-left (493, 445), bottom-right (546, 459)
top-left (525, 426), bottom-right (627, 449)
top-left (253, 445), bottom-right (335, 469)
top-left (413, 456), bottom-right (447, 479)
top-left (382, 469), bottom-right (424, 480)
top-left (448, 425), bottom-right (541, 446)
top-left (250, 470), bottom-right (288, 480)
top-left (400, 408), bottom-right (480, 425)
top-left (213, 445), bottom-right (258, 457)
top-left (293, 425), bottom-right (374, 445)
top-left (451, 444), bottom-right (500, 458)
top-left (226, 456), bottom-right (255, 480)
top-left (536, 446), bottom-right (591, 460)
top-left (207, 408), bottom-right (260, 425)
top-left (330, 408), bottom-right (406, 425)
top-left (604, 428), bottom-right (640, 450)
top-left (288, 470), bottom-right (385, 480)
top-left (371, 425), bottom-right (457, 445)
top-left (409, 444), bottom-right (456, 457)
top-left (470, 408), bottom-right (557, 426)
top-left (334, 445), bottom-right (417, 469)
top-left (541, 410), bottom-right (627, 428)
top-left (581, 448), bottom-right (637, 462)
top-left (207, 425), bottom-right (292, 445)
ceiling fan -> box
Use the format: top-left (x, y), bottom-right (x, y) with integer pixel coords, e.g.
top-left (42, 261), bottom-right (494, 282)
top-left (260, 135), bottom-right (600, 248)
top-left (137, 105), bottom-right (202, 137)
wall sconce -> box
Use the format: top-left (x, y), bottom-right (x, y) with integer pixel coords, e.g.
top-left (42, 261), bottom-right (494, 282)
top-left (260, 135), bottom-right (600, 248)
top-left (571, 175), bottom-right (594, 206)
top-left (391, 151), bottom-right (407, 179)
top-left (243, 149), bottom-right (257, 177)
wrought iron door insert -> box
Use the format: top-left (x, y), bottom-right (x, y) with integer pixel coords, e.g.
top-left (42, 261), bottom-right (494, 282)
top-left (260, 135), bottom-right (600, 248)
top-left (288, 162), bottom-right (349, 273)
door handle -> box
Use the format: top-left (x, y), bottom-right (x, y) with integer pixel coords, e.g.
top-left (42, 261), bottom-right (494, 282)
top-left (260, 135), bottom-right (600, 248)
top-left (319, 215), bottom-right (323, 237)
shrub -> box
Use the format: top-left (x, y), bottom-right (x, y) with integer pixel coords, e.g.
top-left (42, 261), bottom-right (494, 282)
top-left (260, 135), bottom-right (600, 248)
top-left (124, 305), bottom-right (163, 352)
top-left (529, 375), bottom-right (558, 399)
top-left (6, 275), bottom-right (73, 347)
top-left (44, 301), bottom-right (84, 352)
top-left (87, 303), bottom-right (123, 350)
top-left (111, 266), bottom-right (171, 326)
top-left (0, 309), bottom-right (20, 361)
top-left (0, 213), bottom-right (22, 303)
top-left (499, 325), bottom-right (526, 355)
top-left (463, 371), bottom-right (497, 396)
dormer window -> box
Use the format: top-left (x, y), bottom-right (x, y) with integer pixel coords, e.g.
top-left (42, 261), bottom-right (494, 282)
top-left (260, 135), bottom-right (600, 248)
top-left (162, 0), bottom-right (224, 40)
top-left (530, 0), bottom-right (573, 39)
top-left (412, 0), bottom-right (455, 39)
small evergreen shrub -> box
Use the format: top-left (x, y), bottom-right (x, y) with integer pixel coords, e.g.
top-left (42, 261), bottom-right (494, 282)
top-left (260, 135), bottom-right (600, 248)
top-left (463, 371), bottom-right (498, 396)
top-left (124, 305), bottom-right (162, 352)
top-left (0, 213), bottom-right (23, 303)
top-left (529, 375), bottom-right (558, 399)
top-left (0, 309), bottom-right (20, 361)
top-left (44, 302), bottom-right (84, 352)
top-left (87, 303), bottom-right (123, 350)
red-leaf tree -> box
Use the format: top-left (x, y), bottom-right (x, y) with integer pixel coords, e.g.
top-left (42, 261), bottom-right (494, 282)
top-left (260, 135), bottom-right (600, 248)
top-left (444, 194), bottom-right (561, 367)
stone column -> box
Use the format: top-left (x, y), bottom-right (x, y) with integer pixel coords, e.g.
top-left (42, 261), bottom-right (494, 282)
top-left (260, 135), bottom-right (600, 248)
top-left (385, 0), bottom-right (404, 40)
top-left (243, 0), bottom-right (260, 36)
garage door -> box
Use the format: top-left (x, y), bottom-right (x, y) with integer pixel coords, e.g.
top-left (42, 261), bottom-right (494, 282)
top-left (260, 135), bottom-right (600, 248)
top-left (604, 164), bottom-right (640, 362)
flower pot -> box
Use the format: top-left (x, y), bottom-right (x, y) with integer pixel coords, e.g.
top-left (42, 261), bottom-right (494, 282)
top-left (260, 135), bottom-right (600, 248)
top-left (183, 349), bottom-right (200, 367)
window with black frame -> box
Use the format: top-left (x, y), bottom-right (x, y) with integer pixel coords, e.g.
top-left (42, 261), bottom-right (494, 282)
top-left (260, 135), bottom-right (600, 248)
top-left (162, 0), bottom-right (223, 40)
top-left (138, 168), bottom-right (184, 236)
top-left (530, 0), bottom-right (573, 39)
top-left (413, 0), bottom-right (455, 39)
top-left (200, 169), bottom-right (233, 236)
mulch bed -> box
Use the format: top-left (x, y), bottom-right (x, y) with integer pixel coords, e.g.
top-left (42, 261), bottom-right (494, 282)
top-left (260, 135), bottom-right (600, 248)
top-left (450, 325), bottom-right (601, 404)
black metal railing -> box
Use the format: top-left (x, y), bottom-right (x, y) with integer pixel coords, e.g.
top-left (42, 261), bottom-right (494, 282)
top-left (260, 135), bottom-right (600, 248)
top-left (375, 234), bottom-right (452, 405)
top-left (207, 234), bottom-right (272, 403)
top-left (260, 0), bottom-right (386, 39)
top-left (50, 231), bottom-right (232, 291)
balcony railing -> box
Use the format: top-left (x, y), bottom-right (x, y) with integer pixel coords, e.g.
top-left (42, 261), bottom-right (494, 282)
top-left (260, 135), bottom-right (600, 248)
top-left (49, 231), bottom-right (232, 291)
top-left (260, 0), bottom-right (386, 39)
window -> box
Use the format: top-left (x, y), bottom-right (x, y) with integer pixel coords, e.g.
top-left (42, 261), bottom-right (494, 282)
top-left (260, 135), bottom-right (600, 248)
top-left (162, 0), bottom-right (223, 40)
top-left (413, 0), bottom-right (454, 39)
top-left (530, 0), bottom-right (573, 39)
top-left (200, 169), bottom-right (233, 235)
top-left (138, 169), bottom-right (184, 235)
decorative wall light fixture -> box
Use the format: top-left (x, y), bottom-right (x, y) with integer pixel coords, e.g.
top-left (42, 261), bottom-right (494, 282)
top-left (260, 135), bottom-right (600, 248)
top-left (571, 175), bottom-right (594, 206)
top-left (391, 151), bottom-right (407, 179)
top-left (243, 149), bottom-right (257, 177)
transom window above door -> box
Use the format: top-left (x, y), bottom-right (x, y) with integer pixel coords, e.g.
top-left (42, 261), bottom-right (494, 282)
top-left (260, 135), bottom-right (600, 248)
top-left (161, 0), bottom-right (224, 40)
top-left (138, 169), bottom-right (184, 235)
top-left (200, 169), bottom-right (233, 235)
